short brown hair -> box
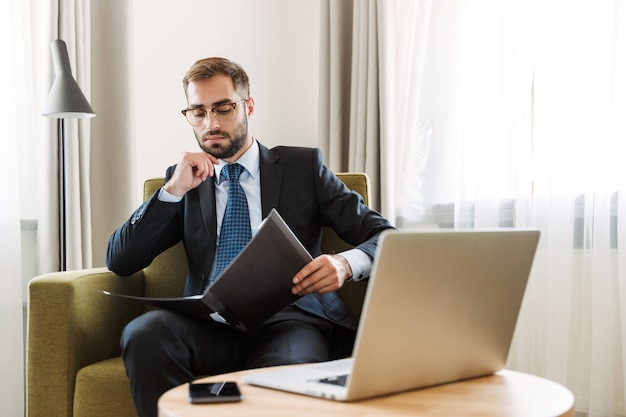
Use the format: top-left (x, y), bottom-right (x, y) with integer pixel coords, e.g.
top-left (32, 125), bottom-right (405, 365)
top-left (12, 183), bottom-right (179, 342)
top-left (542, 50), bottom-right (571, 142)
top-left (182, 57), bottom-right (250, 98)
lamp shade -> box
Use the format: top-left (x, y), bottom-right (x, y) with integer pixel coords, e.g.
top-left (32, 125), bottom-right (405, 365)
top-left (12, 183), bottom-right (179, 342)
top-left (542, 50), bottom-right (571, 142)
top-left (42, 39), bottom-right (95, 119)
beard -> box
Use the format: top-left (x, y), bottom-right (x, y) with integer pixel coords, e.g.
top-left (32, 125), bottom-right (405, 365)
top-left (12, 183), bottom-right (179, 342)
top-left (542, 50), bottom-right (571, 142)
top-left (195, 116), bottom-right (248, 159)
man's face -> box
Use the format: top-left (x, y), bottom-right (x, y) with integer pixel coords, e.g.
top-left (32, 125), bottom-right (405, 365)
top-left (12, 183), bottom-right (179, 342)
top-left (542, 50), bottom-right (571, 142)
top-left (185, 74), bottom-right (254, 161)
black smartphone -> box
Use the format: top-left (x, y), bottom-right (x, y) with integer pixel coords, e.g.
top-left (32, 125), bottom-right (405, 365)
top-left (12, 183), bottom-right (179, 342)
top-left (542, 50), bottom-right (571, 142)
top-left (188, 381), bottom-right (243, 404)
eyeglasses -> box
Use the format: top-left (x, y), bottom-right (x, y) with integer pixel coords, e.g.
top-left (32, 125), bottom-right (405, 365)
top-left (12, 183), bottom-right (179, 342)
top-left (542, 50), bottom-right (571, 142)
top-left (181, 99), bottom-right (248, 126)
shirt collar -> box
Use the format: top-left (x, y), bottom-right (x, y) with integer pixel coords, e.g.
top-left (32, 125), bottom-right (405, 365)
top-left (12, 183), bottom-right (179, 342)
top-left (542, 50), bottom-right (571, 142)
top-left (214, 138), bottom-right (259, 183)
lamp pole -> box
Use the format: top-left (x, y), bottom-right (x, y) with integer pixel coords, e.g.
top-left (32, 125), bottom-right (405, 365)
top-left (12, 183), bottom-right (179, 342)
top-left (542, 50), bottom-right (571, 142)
top-left (58, 118), bottom-right (67, 270)
top-left (42, 39), bottom-right (95, 271)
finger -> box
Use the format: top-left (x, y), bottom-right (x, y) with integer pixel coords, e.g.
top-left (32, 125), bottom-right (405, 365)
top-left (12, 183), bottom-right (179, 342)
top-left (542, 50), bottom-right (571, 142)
top-left (305, 277), bottom-right (337, 295)
top-left (198, 153), bottom-right (217, 177)
top-left (192, 160), bottom-right (210, 181)
top-left (189, 154), bottom-right (216, 180)
top-left (292, 268), bottom-right (338, 295)
top-left (206, 153), bottom-right (219, 166)
top-left (292, 263), bottom-right (317, 286)
top-left (291, 272), bottom-right (319, 295)
top-left (291, 260), bottom-right (327, 293)
top-left (292, 255), bottom-right (330, 284)
top-left (294, 275), bottom-right (338, 296)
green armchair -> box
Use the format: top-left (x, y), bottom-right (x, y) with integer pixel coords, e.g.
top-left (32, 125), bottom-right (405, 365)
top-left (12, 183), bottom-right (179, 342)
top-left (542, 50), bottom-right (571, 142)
top-left (27, 173), bottom-right (371, 417)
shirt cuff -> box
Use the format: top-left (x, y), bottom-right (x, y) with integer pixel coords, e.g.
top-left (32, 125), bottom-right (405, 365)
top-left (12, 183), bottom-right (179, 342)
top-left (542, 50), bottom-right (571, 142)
top-left (339, 248), bottom-right (372, 282)
top-left (157, 187), bottom-right (183, 203)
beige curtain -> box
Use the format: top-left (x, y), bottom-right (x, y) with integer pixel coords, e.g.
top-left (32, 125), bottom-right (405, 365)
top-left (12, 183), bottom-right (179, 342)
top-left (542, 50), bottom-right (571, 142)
top-left (38, 0), bottom-right (135, 272)
top-left (319, 0), bottom-right (382, 211)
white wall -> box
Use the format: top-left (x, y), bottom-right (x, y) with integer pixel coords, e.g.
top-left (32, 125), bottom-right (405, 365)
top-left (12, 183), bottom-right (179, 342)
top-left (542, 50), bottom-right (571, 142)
top-left (132, 0), bottom-right (321, 199)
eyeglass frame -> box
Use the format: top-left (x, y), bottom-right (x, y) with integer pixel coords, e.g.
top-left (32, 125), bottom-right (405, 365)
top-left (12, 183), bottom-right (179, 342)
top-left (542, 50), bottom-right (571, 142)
top-left (181, 99), bottom-right (249, 126)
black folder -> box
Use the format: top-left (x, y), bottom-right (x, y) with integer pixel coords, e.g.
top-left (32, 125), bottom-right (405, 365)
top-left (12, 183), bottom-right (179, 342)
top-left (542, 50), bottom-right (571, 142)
top-left (102, 209), bottom-right (312, 332)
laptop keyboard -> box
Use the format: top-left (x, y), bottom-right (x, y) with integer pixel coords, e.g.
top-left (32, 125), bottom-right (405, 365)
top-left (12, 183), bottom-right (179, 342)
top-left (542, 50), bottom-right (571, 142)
top-left (316, 374), bottom-right (349, 387)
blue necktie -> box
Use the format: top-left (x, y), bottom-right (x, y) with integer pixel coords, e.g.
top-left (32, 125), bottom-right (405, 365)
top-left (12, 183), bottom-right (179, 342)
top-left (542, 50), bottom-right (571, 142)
top-left (209, 163), bottom-right (252, 286)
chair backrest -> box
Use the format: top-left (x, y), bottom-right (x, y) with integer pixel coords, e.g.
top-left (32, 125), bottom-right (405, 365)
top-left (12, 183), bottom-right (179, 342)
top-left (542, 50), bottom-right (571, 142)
top-left (141, 172), bottom-right (370, 320)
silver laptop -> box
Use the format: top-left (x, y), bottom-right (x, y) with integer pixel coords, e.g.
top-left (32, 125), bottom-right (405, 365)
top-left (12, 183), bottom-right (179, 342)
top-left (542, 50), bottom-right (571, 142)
top-left (242, 228), bottom-right (540, 401)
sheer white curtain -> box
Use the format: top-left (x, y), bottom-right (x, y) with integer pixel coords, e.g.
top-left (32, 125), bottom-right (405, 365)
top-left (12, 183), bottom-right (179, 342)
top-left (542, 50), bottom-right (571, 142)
top-left (511, 2), bottom-right (626, 415)
top-left (379, 0), bottom-right (626, 415)
top-left (0, 1), bottom-right (33, 414)
top-left (319, 0), bottom-right (382, 209)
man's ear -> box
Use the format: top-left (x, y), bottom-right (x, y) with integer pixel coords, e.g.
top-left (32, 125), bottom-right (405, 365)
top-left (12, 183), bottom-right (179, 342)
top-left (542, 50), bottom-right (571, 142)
top-left (246, 97), bottom-right (255, 117)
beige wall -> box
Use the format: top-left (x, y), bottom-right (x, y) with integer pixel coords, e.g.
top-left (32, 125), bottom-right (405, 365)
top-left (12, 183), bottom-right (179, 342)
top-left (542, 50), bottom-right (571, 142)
top-left (132, 0), bottom-right (321, 198)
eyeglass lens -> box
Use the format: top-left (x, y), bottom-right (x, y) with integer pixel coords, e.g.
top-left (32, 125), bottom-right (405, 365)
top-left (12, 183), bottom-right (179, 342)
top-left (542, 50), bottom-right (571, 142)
top-left (185, 102), bottom-right (242, 126)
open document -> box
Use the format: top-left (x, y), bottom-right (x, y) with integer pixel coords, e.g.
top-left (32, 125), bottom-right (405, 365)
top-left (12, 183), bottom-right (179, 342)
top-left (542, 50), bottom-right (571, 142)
top-left (102, 209), bottom-right (312, 332)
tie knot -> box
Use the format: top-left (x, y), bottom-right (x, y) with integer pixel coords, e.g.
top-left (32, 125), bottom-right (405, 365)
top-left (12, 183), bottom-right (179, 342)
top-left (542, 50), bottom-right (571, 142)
top-left (223, 163), bottom-right (244, 182)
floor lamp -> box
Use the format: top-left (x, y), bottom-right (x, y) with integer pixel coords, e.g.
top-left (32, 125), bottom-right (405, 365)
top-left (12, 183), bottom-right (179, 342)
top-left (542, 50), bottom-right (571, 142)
top-left (42, 39), bottom-right (95, 271)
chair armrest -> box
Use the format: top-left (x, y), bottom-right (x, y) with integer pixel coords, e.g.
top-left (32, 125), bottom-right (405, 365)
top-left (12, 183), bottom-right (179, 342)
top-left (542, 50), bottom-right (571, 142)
top-left (27, 267), bottom-right (144, 417)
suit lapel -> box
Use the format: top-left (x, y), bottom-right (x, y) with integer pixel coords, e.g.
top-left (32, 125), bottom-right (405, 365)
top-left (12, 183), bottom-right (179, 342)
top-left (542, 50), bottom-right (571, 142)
top-left (259, 143), bottom-right (283, 218)
top-left (198, 176), bottom-right (218, 244)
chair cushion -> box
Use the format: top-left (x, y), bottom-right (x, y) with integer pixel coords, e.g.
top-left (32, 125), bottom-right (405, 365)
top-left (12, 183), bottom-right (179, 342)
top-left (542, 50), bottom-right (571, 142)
top-left (74, 357), bottom-right (137, 417)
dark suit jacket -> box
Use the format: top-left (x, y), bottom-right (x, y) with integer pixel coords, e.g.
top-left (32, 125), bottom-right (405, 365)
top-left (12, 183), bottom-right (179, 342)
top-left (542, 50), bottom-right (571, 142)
top-left (106, 142), bottom-right (393, 330)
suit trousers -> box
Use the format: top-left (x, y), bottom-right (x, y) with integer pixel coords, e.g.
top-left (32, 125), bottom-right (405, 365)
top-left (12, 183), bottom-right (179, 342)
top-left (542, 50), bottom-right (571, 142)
top-left (120, 306), bottom-right (356, 417)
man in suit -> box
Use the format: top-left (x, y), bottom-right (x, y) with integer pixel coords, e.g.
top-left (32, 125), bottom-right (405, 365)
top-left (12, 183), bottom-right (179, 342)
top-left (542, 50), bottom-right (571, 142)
top-left (106, 57), bottom-right (393, 417)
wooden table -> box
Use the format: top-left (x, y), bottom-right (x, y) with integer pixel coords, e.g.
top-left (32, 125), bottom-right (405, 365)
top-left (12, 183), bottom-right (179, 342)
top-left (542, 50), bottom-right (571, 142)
top-left (158, 366), bottom-right (575, 417)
